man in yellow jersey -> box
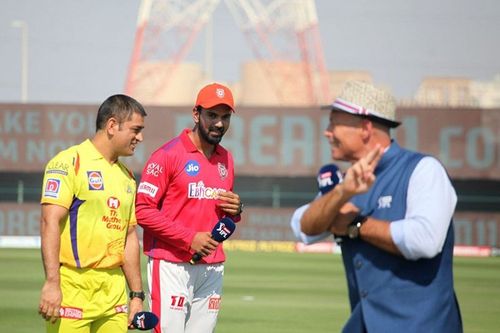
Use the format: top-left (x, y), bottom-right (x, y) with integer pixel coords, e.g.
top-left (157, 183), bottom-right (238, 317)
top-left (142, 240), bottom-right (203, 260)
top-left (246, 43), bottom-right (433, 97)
top-left (38, 94), bottom-right (147, 333)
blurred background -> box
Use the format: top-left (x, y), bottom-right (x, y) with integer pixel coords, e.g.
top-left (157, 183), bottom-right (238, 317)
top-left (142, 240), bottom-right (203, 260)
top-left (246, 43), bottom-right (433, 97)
top-left (1, 0), bottom-right (499, 253)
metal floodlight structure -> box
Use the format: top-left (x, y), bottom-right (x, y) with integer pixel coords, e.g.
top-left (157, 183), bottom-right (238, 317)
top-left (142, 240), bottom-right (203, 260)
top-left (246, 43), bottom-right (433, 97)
top-left (125, 0), bottom-right (330, 105)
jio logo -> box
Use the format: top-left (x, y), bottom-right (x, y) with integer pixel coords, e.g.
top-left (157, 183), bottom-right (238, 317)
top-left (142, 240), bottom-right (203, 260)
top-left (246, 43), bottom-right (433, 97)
top-left (185, 160), bottom-right (200, 176)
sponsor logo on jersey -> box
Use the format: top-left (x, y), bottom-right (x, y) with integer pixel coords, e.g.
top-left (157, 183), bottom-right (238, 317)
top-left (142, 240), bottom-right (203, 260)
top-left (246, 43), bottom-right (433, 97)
top-left (115, 304), bottom-right (128, 314)
top-left (87, 171), bottom-right (104, 190)
top-left (185, 160), bottom-right (200, 176)
top-left (44, 178), bottom-right (61, 198)
top-left (188, 181), bottom-right (225, 199)
top-left (146, 162), bottom-right (163, 177)
top-left (218, 162), bottom-right (228, 180)
top-left (170, 295), bottom-right (185, 311)
top-left (46, 169), bottom-right (68, 176)
top-left (378, 195), bottom-right (392, 209)
top-left (47, 161), bottom-right (69, 175)
top-left (208, 296), bottom-right (221, 311)
top-left (59, 306), bottom-right (83, 319)
top-left (138, 181), bottom-right (159, 198)
top-left (107, 197), bottom-right (120, 209)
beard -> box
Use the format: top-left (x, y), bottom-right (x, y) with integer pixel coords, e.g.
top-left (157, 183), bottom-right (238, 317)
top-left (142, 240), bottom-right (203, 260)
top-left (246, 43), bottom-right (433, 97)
top-left (198, 123), bottom-right (225, 145)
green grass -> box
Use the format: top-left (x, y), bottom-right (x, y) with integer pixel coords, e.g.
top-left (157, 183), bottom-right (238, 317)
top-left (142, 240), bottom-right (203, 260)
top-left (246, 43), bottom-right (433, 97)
top-left (0, 249), bottom-right (499, 332)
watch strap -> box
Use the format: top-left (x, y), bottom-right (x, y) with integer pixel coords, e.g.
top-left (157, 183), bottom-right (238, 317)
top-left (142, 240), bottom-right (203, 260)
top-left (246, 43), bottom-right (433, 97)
top-left (129, 290), bottom-right (145, 301)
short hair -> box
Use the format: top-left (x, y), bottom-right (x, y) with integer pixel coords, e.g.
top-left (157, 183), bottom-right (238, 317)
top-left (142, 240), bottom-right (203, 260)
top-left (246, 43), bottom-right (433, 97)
top-left (95, 94), bottom-right (147, 131)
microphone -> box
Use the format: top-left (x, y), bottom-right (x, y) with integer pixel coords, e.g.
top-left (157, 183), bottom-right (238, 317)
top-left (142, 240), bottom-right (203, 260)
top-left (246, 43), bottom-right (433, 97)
top-left (131, 311), bottom-right (159, 330)
top-left (190, 217), bottom-right (236, 265)
top-left (316, 163), bottom-right (344, 244)
top-left (317, 163), bottom-right (343, 195)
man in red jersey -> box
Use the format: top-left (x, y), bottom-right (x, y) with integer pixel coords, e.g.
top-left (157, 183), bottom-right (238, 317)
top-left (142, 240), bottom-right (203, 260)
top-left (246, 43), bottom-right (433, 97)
top-left (136, 83), bottom-right (243, 333)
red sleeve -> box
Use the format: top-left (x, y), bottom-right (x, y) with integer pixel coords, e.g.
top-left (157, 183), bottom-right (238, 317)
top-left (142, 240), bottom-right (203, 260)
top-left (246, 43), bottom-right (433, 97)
top-left (229, 152), bottom-right (242, 223)
top-left (135, 149), bottom-right (196, 251)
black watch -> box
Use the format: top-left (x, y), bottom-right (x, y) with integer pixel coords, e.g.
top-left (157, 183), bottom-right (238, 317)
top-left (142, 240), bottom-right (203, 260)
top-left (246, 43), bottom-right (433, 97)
top-left (347, 215), bottom-right (368, 239)
top-left (129, 290), bottom-right (145, 301)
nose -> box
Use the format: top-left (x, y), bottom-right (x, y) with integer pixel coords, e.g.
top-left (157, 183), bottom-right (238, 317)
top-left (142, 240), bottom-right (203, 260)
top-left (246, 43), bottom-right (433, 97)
top-left (324, 125), bottom-right (333, 139)
top-left (136, 132), bottom-right (144, 142)
top-left (214, 119), bottom-right (224, 128)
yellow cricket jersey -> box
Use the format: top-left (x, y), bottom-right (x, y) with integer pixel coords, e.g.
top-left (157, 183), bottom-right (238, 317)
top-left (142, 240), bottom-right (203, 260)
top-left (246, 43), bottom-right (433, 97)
top-left (41, 139), bottom-right (137, 269)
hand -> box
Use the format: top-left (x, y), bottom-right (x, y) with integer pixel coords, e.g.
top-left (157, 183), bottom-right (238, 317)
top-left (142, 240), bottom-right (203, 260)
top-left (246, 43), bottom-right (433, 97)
top-left (341, 145), bottom-right (383, 197)
top-left (217, 191), bottom-right (243, 216)
top-left (330, 203), bottom-right (359, 235)
top-left (38, 280), bottom-right (62, 323)
top-left (127, 297), bottom-right (144, 329)
top-left (190, 232), bottom-right (219, 257)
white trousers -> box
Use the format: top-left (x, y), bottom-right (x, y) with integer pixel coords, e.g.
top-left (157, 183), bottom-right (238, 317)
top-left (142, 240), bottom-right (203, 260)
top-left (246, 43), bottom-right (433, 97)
top-left (147, 258), bottom-right (224, 333)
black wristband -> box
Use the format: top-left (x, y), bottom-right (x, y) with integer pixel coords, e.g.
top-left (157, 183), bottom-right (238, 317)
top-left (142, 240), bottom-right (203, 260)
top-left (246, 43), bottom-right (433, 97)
top-left (129, 291), bottom-right (145, 301)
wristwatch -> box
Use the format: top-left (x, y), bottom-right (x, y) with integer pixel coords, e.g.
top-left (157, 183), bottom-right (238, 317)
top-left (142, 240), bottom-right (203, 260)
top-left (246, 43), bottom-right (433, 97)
top-left (129, 290), bottom-right (145, 301)
top-left (347, 215), bottom-right (368, 239)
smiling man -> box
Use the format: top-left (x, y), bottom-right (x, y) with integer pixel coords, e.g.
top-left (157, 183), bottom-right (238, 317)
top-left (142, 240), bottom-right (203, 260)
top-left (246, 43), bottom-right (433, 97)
top-left (300, 81), bottom-right (463, 333)
top-left (38, 94), bottom-right (147, 333)
top-left (136, 83), bottom-right (243, 333)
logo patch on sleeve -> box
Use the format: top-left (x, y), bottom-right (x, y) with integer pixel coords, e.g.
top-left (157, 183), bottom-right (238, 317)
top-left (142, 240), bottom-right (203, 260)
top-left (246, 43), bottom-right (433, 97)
top-left (138, 181), bottom-right (159, 198)
top-left (87, 171), bottom-right (104, 190)
top-left (44, 179), bottom-right (61, 198)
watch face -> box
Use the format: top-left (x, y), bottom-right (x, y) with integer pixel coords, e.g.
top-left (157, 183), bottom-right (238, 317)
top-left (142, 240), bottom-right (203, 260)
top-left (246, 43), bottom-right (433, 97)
top-left (348, 224), bottom-right (359, 239)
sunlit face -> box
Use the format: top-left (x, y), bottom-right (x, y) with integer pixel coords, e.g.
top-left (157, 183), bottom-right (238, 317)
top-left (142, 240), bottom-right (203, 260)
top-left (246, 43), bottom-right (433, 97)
top-left (324, 111), bottom-right (365, 162)
top-left (112, 112), bottom-right (145, 157)
top-left (195, 105), bottom-right (232, 145)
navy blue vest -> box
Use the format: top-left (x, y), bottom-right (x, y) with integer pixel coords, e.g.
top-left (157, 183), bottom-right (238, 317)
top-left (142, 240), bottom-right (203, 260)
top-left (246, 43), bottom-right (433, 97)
top-left (340, 141), bottom-right (462, 333)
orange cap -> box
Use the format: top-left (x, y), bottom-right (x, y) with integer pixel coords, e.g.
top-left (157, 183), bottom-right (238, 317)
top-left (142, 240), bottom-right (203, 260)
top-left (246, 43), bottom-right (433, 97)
top-left (195, 83), bottom-right (235, 112)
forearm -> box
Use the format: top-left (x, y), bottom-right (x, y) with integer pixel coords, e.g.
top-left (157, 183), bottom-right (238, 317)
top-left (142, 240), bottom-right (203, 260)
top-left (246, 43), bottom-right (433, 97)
top-left (40, 213), bottom-right (61, 283)
top-left (136, 202), bottom-right (196, 250)
top-left (359, 218), bottom-right (402, 256)
top-left (122, 227), bottom-right (143, 292)
top-left (301, 185), bottom-right (350, 235)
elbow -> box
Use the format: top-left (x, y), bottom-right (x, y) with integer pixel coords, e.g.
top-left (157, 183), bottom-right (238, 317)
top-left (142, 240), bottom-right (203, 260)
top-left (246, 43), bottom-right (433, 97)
top-left (300, 218), bottom-right (320, 236)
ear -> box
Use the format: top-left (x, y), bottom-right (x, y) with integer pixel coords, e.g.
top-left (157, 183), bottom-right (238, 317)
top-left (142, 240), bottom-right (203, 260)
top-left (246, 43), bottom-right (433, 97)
top-left (106, 117), bottom-right (119, 135)
top-left (360, 119), bottom-right (373, 141)
top-left (192, 107), bottom-right (200, 124)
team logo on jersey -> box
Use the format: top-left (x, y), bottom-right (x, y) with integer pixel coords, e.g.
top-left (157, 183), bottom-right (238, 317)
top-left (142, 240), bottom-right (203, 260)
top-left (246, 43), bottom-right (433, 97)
top-left (185, 160), bottom-right (200, 176)
top-left (217, 163), bottom-right (228, 180)
top-left (216, 88), bottom-right (225, 98)
top-left (138, 181), bottom-right (159, 198)
top-left (44, 178), bottom-right (61, 198)
top-left (146, 162), bottom-right (163, 177)
top-left (107, 197), bottom-right (120, 209)
top-left (87, 171), bottom-right (104, 190)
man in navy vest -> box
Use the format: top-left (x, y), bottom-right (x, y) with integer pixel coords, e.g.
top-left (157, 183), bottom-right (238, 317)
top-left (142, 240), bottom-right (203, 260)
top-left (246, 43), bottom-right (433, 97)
top-left (300, 81), bottom-right (462, 333)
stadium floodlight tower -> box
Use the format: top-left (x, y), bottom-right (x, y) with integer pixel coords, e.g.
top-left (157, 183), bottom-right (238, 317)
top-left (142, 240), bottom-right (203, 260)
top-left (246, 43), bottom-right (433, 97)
top-left (125, 0), bottom-right (222, 104)
top-left (125, 0), bottom-right (330, 106)
top-left (224, 0), bottom-right (331, 105)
